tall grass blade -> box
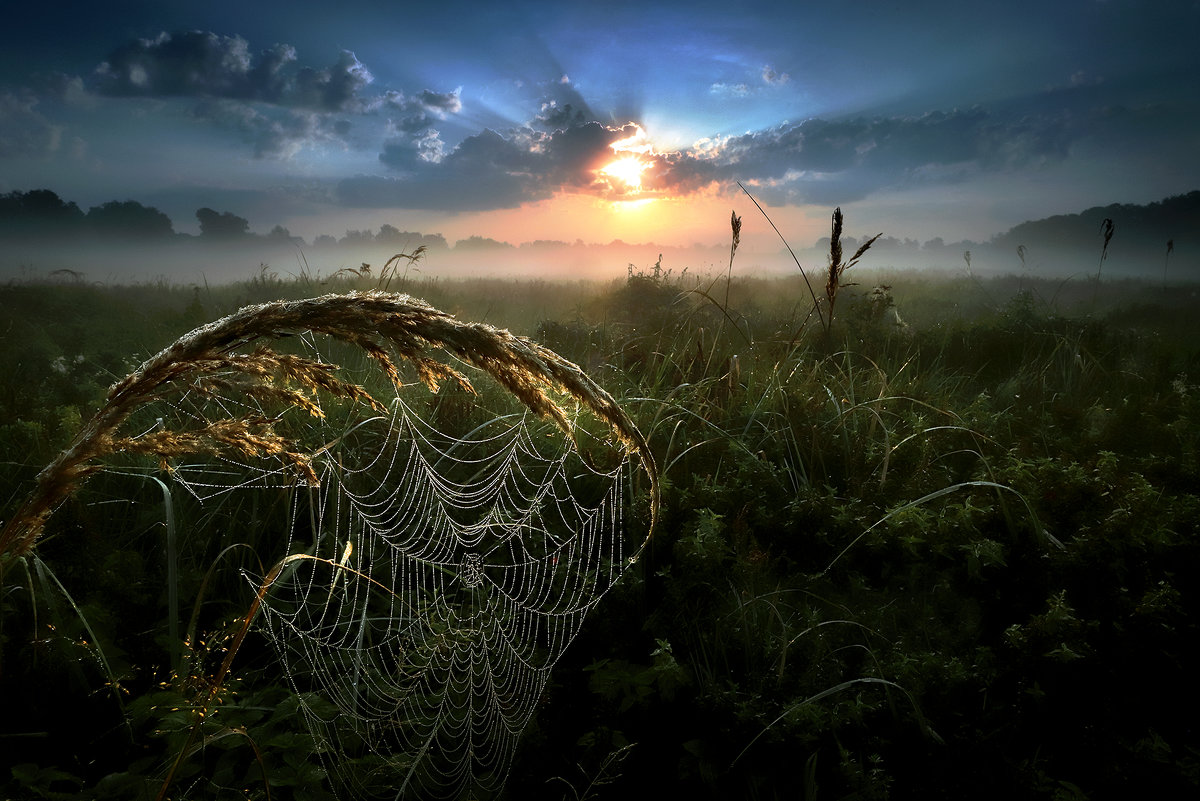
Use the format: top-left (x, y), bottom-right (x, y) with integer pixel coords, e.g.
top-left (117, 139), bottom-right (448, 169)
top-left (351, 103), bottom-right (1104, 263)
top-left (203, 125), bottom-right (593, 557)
top-left (824, 480), bottom-right (1061, 574)
top-left (737, 181), bottom-right (826, 333)
top-left (731, 676), bottom-right (941, 767)
top-left (146, 475), bottom-right (180, 670)
top-left (30, 554), bottom-right (129, 731)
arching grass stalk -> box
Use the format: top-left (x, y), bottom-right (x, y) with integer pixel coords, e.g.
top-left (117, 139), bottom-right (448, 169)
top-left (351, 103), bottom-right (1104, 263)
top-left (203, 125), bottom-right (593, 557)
top-left (732, 676), bottom-right (942, 767)
top-left (824, 480), bottom-right (1063, 576)
top-left (0, 291), bottom-right (659, 565)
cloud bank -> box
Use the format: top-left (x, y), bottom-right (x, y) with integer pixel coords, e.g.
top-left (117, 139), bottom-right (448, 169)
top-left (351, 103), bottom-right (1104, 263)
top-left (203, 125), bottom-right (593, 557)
top-left (93, 31), bottom-right (373, 111)
top-left (1, 25), bottom-right (1189, 223)
top-left (350, 102), bottom-right (1080, 211)
top-left (0, 89), bottom-right (63, 158)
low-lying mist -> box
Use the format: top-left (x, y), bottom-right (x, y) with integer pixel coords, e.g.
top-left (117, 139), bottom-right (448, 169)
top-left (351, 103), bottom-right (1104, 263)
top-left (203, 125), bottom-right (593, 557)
top-left (2, 234), bottom-right (1192, 288)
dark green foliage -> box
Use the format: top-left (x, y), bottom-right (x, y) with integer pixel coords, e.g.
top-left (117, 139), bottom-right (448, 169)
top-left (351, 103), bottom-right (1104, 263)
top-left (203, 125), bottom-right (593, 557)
top-left (3, 267), bottom-right (1199, 799)
top-left (85, 201), bottom-right (175, 240)
top-left (196, 208), bottom-right (250, 239)
top-left (0, 189), bottom-right (86, 239)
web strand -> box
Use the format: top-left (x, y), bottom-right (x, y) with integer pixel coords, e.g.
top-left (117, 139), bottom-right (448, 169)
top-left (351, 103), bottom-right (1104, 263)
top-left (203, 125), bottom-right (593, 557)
top-left (162, 341), bottom-right (639, 799)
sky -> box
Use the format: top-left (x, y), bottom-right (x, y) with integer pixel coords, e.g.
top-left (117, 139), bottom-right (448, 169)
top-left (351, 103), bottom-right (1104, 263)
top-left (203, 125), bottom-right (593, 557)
top-left (1, 0), bottom-right (1198, 278)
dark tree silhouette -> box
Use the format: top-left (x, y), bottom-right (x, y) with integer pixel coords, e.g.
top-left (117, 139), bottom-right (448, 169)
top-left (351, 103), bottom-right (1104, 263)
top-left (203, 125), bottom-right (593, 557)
top-left (266, 224), bottom-right (304, 245)
top-left (376, 224), bottom-right (448, 250)
top-left (196, 207), bottom-right (250, 238)
top-left (86, 200), bottom-right (174, 239)
top-left (0, 189), bottom-right (85, 237)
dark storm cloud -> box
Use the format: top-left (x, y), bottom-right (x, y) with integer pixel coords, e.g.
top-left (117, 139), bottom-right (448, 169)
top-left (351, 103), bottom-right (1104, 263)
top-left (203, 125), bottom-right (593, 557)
top-left (360, 119), bottom-right (643, 209)
top-left (84, 30), bottom-right (470, 160)
top-left (375, 88), bottom-right (463, 133)
top-left (190, 100), bottom-right (352, 159)
top-left (645, 150), bottom-right (723, 196)
top-left (343, 82), bottom-right (1158, 214)
top-left (656, 107), bottom-right (1079, 204)
top-left (288, 50), bottom-right (373, 112)
top-left (343, 128), bottom-right (546, 210)
top-left (529, 78), bottom-right (595, 130)
top-left (539, 121), bottom-right (640, 185)
top-left (416, 89), bottom-right (463, 117)
top-left (53, 19), bottom-right (1173, 216)
top-left (355, 102), bottom-right (1080, 212)
top-left (720, 108), bottom-right (1071, 179)
top-left (93, 31), bottom-right (373, 112)
top-left (533, 101), bottom-right (589, 131)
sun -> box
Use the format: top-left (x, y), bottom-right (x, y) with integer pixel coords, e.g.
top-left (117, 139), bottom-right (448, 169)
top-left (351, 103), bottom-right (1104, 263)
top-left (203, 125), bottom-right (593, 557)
top-left (600, 156), bottom-right (647, 191)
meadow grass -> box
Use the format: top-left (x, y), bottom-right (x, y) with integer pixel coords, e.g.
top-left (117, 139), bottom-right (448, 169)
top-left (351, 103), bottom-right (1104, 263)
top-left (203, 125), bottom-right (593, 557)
top-left (1, 244), bottom-right (1199, 799)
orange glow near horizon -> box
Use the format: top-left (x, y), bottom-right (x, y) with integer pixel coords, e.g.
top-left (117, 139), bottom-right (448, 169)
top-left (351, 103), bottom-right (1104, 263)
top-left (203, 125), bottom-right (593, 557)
top-left (455, 191), bottom-right (731, 249)
top-left (611, 197), bottom-right (657, 212)
top-left (286, 190), bottom-right (825, 282)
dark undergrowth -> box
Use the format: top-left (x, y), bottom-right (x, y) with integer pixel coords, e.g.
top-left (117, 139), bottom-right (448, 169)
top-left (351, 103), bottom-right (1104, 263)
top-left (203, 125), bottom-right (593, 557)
top-left (2, 262), bottom-right (1199, 800)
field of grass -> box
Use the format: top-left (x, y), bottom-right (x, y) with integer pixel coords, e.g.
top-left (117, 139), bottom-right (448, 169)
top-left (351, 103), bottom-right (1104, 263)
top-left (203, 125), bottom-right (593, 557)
top-left (1, 255), bottom-right (1199, 799)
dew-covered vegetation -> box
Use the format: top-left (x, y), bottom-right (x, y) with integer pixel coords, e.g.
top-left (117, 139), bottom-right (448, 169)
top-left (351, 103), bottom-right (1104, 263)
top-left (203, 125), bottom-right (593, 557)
top-left (2, 227), bottom-right (1199, 799)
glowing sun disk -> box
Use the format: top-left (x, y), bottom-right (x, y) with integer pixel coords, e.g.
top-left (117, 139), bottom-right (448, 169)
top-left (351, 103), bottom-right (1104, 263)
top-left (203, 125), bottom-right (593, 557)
top-left (601, 156), bottom-right (647, 190)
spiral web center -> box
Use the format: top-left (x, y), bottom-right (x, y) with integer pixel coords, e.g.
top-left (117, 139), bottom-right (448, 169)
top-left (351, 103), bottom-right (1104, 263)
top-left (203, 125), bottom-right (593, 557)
top-left (160, 336), bottom-right (639, 799)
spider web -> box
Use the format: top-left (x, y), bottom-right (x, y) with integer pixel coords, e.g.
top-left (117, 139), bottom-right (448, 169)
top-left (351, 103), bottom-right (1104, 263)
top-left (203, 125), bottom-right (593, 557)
top-left (157, 334), bottom-right (646, 799)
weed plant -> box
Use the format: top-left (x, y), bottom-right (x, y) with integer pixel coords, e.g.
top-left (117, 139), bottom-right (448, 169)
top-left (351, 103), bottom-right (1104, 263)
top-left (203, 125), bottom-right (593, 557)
top-left (2, 235), bottom-right (1199, 800)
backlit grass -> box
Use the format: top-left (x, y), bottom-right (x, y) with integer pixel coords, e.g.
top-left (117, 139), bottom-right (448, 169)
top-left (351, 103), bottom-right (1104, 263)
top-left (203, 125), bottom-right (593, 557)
top-left (2, 235), bottom-right (1199, 799)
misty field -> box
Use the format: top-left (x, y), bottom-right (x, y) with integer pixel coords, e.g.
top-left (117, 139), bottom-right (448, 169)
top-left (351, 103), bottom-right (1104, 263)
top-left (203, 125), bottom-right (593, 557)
top-left (1, 260), bottom-right (1198, 800)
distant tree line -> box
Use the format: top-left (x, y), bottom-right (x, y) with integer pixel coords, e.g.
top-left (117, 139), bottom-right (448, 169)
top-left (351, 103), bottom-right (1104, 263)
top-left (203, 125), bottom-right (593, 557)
top-left (312, 224), bottom-right (449, 251)
top-left (0, 189), bottom-right (172, 241)
top-left (0, 189), bottom-right (453, 251)
top-left (2, 187), bottom-right (1196, 275)
top-left (989, 191), bottom-right (1199, 258)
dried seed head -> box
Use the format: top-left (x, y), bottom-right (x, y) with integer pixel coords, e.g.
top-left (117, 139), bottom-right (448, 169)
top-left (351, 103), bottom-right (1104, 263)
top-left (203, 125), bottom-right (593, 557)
top-left (0, 290), bottom-right (658, 561)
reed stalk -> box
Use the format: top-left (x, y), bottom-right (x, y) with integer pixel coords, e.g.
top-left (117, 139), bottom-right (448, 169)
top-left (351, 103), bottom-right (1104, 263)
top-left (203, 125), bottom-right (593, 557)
top-left (1097, 218), bottom-right (1115, 282)
top-left (825, 207), bottom-right (882, 337)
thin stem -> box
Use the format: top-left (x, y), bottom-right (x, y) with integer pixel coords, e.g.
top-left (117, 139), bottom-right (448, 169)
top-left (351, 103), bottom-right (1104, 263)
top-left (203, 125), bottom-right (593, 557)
top-left (737, 181), bottom-right (827, 335)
